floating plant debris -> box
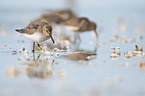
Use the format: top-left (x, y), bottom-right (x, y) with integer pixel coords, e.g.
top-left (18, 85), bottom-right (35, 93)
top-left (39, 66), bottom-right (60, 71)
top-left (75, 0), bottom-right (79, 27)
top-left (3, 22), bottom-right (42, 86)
top-left (124, 51), bottom-right (133, 56)
top-left (21, 47), bottom-right (25, 51)
top-left (138, 35), bottom-right (143, 40)
top-left (113, 33), bottom-right (119, 38)
top-left (138, 61), bottom-right (145, 68)
top-left (135, 45), bottom-right (143, 51)
top-left (3, 44), bottom-right (7, 47)
top-left (124, 54), bottom-right (132, 60)
top-left (11, 50), bottom-right (17, 55)
top-left (96, 45), bottom-right (100, 48)
top-left (17, 40), bottom-right (20, 43)
top-left (140, 45), bottom-right (143, 51)
top-left (114, 75), bottom-right (123, 83)
top-left (136, 51), bottom-right (142, 56)
top-left (110, 47), bottom-right (115, 50)
top-left (58, 69), bottom-right (66, 78)
top-left (50, 52), bottom-right (54, 56)
top-left (116, 47), bottom-right (120, 50)
top-left (22, 40), bottom-right (25, 43)
top-left (103, 42), bottom-right (109, 45)
top-left (104, 79), bottom-right (113, 87)
top-left (134, 45), bottom-right (143, 56)
top-left (143, 53), bottom-right (145, 57)
top-left (110, 47), bottom-right (121, 59)
top-left (110, 39), bottom-right (116, 43)
top-left (113, 51), bottom-right (121, 56)
top-left (124, 51), bottom-right (133, 59)
top-left (55, 61), bottom-right (58, 65)
top-left (110, 54), bottom-right (117, 60)
top-left (23, 50), bottom-right (29, 54)
top-left (53, 48), bottom-right (58, 52)
top-left (6, 67), bottom-right (17, 79)
top-left (110, 45), bottom-right (144, 60)
top-left (135, 45), bottom-right (139, 51)
top-left (120, 36), bottom-right (137, 43)
top-left (120, 24), bottom-right (127, 32)
top-left (42, 45), bottom-right (48, 50)
top-left (56, 53), bottom-right (59, 57)
top-left (40, 50), bottom-right (45, 54)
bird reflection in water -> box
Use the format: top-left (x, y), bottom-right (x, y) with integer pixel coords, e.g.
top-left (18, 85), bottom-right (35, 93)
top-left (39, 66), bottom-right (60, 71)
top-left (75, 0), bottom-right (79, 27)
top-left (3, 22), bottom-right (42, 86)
top-left (27, 53), bottom-right (55, 79)
top-left (6, 54), bottom-right (55, 79)
top-left (63, 49), bottom-right (97, 61)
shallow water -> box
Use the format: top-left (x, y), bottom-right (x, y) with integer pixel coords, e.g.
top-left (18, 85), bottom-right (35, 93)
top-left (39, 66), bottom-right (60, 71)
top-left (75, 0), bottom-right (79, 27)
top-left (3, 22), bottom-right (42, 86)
top-left (0, 0), bottom-right (145, 96)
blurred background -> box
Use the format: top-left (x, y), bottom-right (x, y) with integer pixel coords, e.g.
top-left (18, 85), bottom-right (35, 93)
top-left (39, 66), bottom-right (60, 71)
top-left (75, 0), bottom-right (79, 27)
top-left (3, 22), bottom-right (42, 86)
top-left (0, 0), bottom-right (145, 96)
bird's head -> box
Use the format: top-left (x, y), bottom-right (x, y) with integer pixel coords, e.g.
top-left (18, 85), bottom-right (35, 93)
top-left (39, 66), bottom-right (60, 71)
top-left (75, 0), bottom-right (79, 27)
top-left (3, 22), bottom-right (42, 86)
top-left (89, 22), bottom-right (98, 38)
top-left (42, 22), bottom-right (55, 44)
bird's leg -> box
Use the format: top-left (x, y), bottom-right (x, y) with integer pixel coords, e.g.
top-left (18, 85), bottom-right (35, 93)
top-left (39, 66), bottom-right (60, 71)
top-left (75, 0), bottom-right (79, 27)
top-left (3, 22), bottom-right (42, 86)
top-left (94, 30), bottom-right (99, 48)
top-left (74, 33), bottom-right (81, 49)
top-left (51, 59), bottom-right (55, 66)
top-left (32, 42), bottom-right (35, 53)
top-left (74, 33), bottom-right (81, 43)
top-left (94, 45), bottom-right (97, 53)
top-left (33, 52), bottom-right (35, 60)
top-left (37, 54), bottom-right (41, 60)
top-left (77, 34), bottom-right (81, 43)
top-left (37, 43), bottom-right (42, 50)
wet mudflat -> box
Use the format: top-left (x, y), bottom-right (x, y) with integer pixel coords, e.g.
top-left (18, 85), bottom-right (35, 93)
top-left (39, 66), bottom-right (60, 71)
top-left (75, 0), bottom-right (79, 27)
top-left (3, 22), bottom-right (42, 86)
top-left (0, 0), bottom-right (145, 96)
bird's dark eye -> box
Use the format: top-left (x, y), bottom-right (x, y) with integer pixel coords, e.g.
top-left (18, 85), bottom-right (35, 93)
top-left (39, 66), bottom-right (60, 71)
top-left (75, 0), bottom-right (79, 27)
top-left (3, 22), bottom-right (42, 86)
top-left (46, 30), bottom-right (49, 33)
top-left (46, 30), bottom-right (51, 34)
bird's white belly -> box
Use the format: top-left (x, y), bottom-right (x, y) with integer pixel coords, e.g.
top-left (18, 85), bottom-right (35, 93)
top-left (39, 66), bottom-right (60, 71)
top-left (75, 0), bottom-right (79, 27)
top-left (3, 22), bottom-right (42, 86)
top-left (65, 26), bottom-right (79, 31)
top-left (23, 32), bottom-right (49, 42)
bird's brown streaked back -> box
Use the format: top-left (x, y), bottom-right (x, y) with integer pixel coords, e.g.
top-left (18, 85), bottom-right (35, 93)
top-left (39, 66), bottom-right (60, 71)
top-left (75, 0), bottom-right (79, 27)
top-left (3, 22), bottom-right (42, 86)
top-left (33, 10), bottom-right (77, 24)
top-left (15, 21), bottom-right (55, 53)
top-left (15, 22), bottom-right (52, 35)
top-left (50, 10), bottom-right (77, 20)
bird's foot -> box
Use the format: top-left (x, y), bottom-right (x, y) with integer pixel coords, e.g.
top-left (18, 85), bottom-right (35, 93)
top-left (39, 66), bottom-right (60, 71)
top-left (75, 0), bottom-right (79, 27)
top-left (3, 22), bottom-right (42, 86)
top-left (32, 50), bottom-right (35, 53)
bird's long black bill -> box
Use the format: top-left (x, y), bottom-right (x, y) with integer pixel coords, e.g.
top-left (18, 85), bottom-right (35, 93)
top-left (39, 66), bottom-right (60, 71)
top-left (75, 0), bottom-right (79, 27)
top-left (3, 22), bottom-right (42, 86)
top-left (50, 35), bottom-right (55, 44)
top-left (94, 30), bottom-right (98, 38)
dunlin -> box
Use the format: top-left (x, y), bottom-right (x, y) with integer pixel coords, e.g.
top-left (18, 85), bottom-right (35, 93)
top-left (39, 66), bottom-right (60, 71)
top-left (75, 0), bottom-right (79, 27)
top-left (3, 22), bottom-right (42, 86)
top-left (61, 17), bottom-right (98, 38)
top-left (15, 21), bottom-right (55, 53)
top-left (34, 10), bottom-right (77, 24)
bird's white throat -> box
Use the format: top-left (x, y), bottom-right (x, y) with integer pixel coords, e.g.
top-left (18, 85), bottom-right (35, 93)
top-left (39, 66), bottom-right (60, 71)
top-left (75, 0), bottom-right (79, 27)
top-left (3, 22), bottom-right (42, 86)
top-left (23, 32), bottom-right (49, 42)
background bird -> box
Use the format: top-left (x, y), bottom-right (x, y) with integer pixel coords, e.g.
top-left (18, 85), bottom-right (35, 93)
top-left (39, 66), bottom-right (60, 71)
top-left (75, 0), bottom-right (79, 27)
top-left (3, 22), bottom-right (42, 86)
top-left (33, 10), bottom-right (77, 24)
top-left (61, 17), bottom-right (98, 38)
